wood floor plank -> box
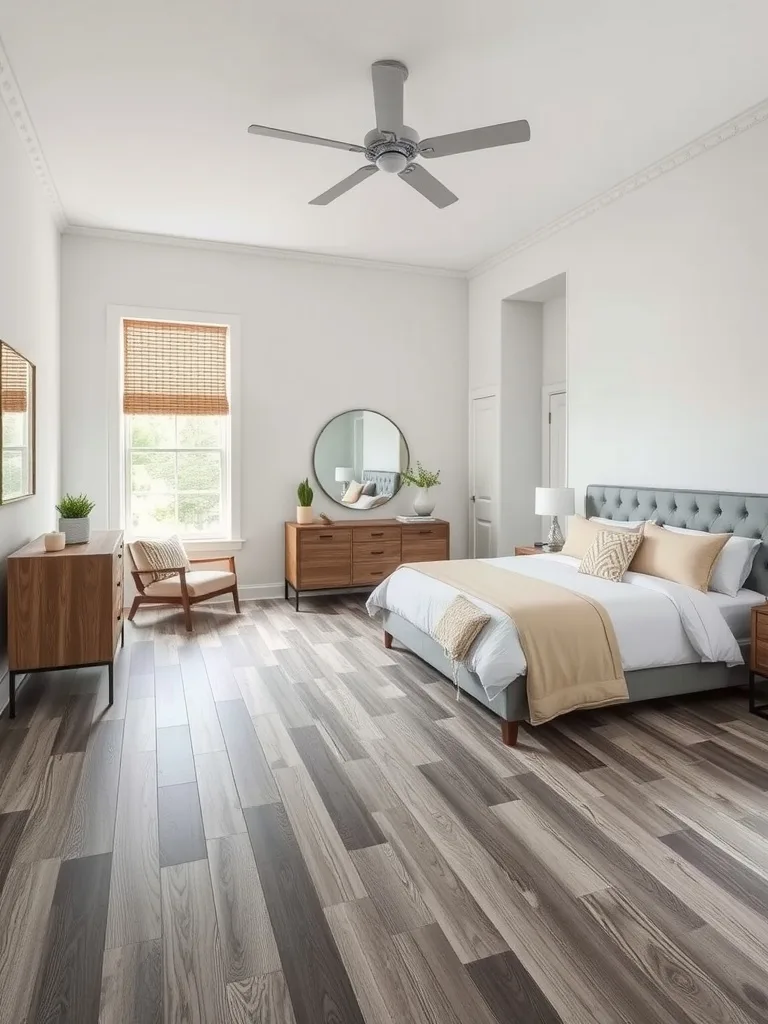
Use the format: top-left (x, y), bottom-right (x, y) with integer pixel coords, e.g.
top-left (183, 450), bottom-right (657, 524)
top-left (0, 857), bottom-right (60, 1024)
top-left (235, 666), bottom-right (278, 716)
top-left (130, 639), bottom-right (155, 677)
top-left (274, 763), bottom-right (366, 907)
top-left (392, 923), bottom-right (503, 1024)
top-left (692, 738), bottom-right (768, 789)
top-left (155, 664), bottom-right (188, 728)
top-left (261, 665), bottom-right (314, 728)
top-left (343, 757), bottom-right (400, 813)
top-left (557, 720), bottom-right (665, 782)
top-left (0, 718), bottom-right (61, 812)
top-left (373, 712), bottom-right (441, 767)
top-left (253, 712), bottom-right (302, 770)
top-left (195, 750), bottom-right (247, 839)
top-left (157, 725), bottom-right (196, 787)
top-left (295, 678), bottom-right (370, 761)
top-left (0, 811), bottom-right (28, 896)
top-left (208, 833), bottom-right (281, 984)
top-left (105, 749), bottom-right (161, 949)
top-left (373, 804), bottom-right (507, 964)
top-left (466, 949), bottom-right (563, 1024)
top-left (217, 698), bottom-right (280, 807)
top-left (201, 645), bottom-right (241, 701)
top-left (100, 938), bottom-right (162, 1024)
top-left (52, 693), bottom-right (97, 754)
top-left (27, 852), bottom-right (112, 1024)
top-left (290, 724), bottom-right (385, 851)
top-left (161, 857), bottom-right (230, 1024)
top-left (245, 801), bottom-right (365, 1024)
top-left (350, 841), bottom-right (434, 934)
top-left (181, 647), bottom-right (226, 755)
top-left (226, 972), bottom-right (297, 1024)
top-left (62, 718), bottom-right (123, 860)
top-left (581, 765), bottom-right (681, 837)
top-left (122, 696), bottom-right (156, 753)
top-left (15, 752), bottom-right (85, 862)
top-left (158, 781), bottom-right (207, 868)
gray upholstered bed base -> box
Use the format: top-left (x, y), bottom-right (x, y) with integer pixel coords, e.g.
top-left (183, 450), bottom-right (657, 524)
top-left (381, 484), bottom-right (767, 744)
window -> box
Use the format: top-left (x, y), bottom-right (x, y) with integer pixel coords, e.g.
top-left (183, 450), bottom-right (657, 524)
top-left (122, 318), bottom-right (231, 540)
top-left (1, 345), bottom-right (34, 501)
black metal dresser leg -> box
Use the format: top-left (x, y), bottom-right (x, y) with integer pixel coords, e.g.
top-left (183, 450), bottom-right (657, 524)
top-left (108, 662), bottom-right (114, 706)
top-left (8, 671), bottom-right (16, 719)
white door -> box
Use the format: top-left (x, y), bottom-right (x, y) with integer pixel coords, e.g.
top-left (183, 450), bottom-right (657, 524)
top-left (470, 393), bottom-right (497, 558)
top-left (548, 391), bottom-right (567, 488)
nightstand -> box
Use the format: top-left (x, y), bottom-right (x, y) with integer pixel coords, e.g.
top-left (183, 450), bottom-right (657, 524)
top-left (515, 546), bottom-right (547, 556)
top-left (749, 603), bottom-right (768, 718)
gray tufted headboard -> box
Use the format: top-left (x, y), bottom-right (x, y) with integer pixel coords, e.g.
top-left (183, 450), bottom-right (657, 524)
top-left (362, 470), bottom-right (401, 496)
top-left (585, 485), bottom-right (768, 597)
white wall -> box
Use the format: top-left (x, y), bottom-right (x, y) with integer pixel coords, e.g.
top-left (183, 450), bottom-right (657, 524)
top-left (362, 411), bottom-right (402, 474)
top-left (61, 234), bottom-right (468, 592)
top-left (0, 102), bottom-right (60, 698)
top-left (542, 294), bottom-right (566, 386)
top-left (470, 117), bottom-right (768, 546)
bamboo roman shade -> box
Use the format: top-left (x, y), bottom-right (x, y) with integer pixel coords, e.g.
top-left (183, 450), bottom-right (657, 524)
top-left (123, 319), bottom-right (229, 416)
top-left (1, 345), bottom-right (30, 413)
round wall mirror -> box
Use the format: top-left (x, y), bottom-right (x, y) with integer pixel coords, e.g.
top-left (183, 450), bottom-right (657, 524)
top-left (313, 410), bottom-right (409, 509)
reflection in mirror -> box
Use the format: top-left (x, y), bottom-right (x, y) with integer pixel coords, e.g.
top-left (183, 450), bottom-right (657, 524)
top-left (313, 410), bottom-right (408, 509)
top-left (0, 342), bottom-right (36, 503)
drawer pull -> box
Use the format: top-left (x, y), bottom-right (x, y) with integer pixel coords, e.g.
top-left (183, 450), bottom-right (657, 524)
top-left (117, 552), bottom-right (122, 558)
top-left (418, 529), bottom-right (433, 535)
top-left (370, 532), bottom-right (384, 537)
top-left (318, 534), bottom-right (333, 540)
top-left (116, 580), bottom-right (121, 587)
top-left (370, 549), bottom-right (384, 555)
top-left (116, 612), bottom-right (122, 621)
top-left (371, 571), bottom-right (383, 577)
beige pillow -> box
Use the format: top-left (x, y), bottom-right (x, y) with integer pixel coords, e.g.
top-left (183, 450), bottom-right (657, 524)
top-left (341, 481), bottom-right (364, 504)
top-left (433, 595), bottom-right (490, 661)
top-left (579, 530), bottom-right (644, 583)
top-left (133, 535), bottom-right (190, 583)
top-left (561, 514), bottom-right (644, 559)
top-left (629, 520), bottom-right (728, 592)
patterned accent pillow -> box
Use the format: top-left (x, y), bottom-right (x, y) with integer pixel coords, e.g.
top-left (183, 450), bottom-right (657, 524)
top-left (579, 529), bottom-right (644, 583)
top-left (135, 535), bottom-right (190, 583)
top-left (433, 595), bottom-right (491, 661)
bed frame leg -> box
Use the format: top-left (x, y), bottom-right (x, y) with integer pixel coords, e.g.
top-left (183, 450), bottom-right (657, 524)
top-left (501, 720), bottom-right (519, 746)
top-left (383, 630), bottom-right (393, 650)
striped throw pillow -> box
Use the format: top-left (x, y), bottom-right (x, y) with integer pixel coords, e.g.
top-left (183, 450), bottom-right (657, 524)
top-left (578, 529), bottom-right (643, 583)
top-left (135, 536), bottom-right (190, 583)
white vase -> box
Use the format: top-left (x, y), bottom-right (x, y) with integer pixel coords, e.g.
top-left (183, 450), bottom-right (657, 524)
top-left (413, 487), bottom-right (436, 517)
top-left (59, 516), bottom-right (91, 544)
top-left (296, 505), bottom-right (313, 525)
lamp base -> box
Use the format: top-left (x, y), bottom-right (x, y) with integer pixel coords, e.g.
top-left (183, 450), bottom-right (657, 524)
top-left (547, 515), bottom-right (565, 552)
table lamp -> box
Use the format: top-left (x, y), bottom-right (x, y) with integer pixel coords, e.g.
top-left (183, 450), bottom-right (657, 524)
top-left (534, 486), bottom-right (575, 551)
top-left (335, 467), bottom-right (354, 497)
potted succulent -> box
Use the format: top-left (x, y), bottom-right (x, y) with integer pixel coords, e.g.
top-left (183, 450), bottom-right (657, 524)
top-left (56, 493), bottom-right (96, 545)
top-left (296, 478), bottom-right (314, 525)
top-left (402, 462), bottom-right (441, 516)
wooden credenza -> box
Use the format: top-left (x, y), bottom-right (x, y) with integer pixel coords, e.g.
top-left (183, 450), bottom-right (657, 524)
top-left (6, 530), bottom-right (124, 717)
top-left (284, 518), bottom-right (450, 609)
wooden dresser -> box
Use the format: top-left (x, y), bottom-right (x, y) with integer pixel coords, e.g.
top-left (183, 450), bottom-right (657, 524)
top-left (7, 530), bottom-right (124, 717)
top-left (284, 518), bottom-right (450, 609)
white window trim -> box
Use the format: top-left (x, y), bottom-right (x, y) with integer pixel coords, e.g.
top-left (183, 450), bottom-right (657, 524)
top-left (107, 304), bottom-right (242, 551)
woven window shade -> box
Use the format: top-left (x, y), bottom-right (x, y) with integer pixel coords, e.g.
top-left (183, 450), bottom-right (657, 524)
top-left (123, 319), bottom-right (229, 416)
top-left (1, 345), bottom-right (30, 413)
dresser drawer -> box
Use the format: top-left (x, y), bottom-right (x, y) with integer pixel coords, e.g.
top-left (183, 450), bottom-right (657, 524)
top-left (352, 538), bottom-right (401, 562)
top-left (401, 524), bottom-right (449, 563)
top-left (752, 639), bottom-right (768, 672)
top-left (299, 530), bottom-right (351, 588)
top-left (754, 613), bottom-right (768, 643)
top-left (352, 560), bottom-right (401, 586)
top-left (301, 529), bottom-right (352, 554)
top-left (354, 526), bottom-right (400, 544)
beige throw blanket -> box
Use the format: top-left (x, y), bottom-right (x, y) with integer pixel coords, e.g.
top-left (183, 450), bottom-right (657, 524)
top-left (403, 560), bottom-right (628, 724)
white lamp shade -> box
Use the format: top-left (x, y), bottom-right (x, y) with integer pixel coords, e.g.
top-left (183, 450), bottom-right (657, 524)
top-left (535, 487), bottom-right (575, 517)
top-left (335, 467), bottom-right (354, 482)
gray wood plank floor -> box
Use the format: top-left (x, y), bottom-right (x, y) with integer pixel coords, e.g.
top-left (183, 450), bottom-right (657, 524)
top-left (1, 595), bottom-right (768, 1022)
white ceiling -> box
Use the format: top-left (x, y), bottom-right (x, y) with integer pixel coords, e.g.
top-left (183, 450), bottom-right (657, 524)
top-left (1, 0), bottom-right (767, 271)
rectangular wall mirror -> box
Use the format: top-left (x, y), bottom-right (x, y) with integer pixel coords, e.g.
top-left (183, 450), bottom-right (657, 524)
top-left (0, 341), bottom-right (36, 503)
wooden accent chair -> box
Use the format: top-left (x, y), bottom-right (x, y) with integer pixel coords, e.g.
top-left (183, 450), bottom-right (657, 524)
top-left (126, 542), bottom-right (240, 631)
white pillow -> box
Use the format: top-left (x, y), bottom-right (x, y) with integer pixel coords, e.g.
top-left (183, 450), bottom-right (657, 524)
top-left (590, 517), bottom-right (645, 531)
top-left (661, 525), bottom-right (760, 597)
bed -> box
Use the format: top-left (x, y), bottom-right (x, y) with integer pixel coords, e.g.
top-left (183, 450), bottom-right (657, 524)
top-left (366, 485), bottom-right (768, 744)
top-left (341, 469), bottom-right (400, 509)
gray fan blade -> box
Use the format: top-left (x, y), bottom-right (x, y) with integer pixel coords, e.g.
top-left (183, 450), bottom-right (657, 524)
top-left (248, 124), bottom-right (364, 153)
top-left (420, 119), bottom-right (530, 158)
top-left (309, 165), bottom-right (378, 205)
top-left (398, 164), bottom-right (458, 208)
top-left (371, 60), bottom-right (406, 135)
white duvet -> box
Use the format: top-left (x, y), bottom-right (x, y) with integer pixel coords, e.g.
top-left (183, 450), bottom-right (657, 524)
top-left (366, 554), bottom-right (743, 701)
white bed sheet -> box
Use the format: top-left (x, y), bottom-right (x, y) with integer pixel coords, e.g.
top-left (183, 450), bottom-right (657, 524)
top-left (366, 553), bottom-right (744, 701)
top-left (708, 588), bottom-right (765, 642)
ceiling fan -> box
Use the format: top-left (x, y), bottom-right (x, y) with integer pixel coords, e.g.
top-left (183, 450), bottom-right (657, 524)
top-left (247, 59), bottom-right (530, 208)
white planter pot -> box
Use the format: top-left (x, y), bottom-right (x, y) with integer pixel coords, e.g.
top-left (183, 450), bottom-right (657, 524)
top-left (59, 516), bottom-right (91, 545)
top-left (296, 506), bottom-right (313, 525)
top-left (413, 487), bottom-right (436, 516)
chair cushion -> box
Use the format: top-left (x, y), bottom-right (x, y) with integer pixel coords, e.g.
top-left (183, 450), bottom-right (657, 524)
top-left (130, 536), bottom-right (190, 583)
top-left (144, 570), bottom-right (236, 598)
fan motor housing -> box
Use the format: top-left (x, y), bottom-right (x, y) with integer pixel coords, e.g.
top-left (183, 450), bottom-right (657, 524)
top-left (364, 126), bottom-right (419, 171)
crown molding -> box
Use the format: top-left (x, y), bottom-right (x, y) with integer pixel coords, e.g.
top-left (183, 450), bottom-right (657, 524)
top-left (63, 224), bottom-right (465, 278)
top-left (0, 34), bottom-right (66, 227)
top-left (468, 96), bottom-right (768, 279)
